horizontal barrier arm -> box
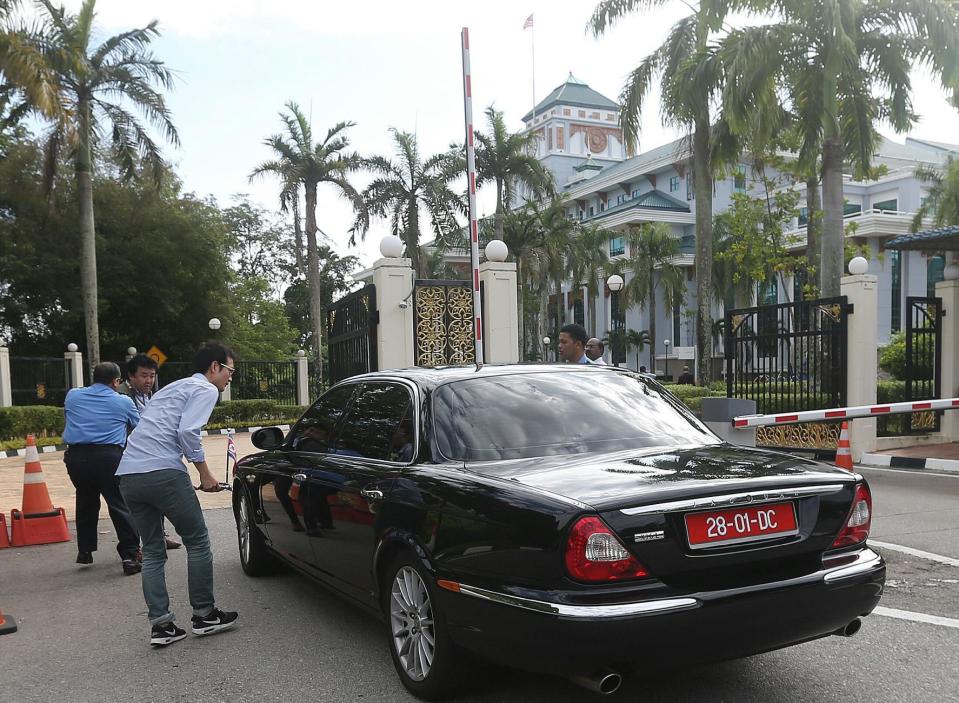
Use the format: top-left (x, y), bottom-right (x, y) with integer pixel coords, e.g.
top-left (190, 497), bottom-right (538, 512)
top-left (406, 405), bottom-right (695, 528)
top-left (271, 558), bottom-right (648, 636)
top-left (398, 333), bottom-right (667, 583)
top-left (733, 398), bottom-right (959, 429)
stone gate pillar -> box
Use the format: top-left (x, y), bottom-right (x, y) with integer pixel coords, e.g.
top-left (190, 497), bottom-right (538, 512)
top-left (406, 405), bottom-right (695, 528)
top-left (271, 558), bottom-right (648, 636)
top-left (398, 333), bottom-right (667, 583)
top-left (479, 261), bottom-right (519, 364)
top-left (936, 275), bottom-right (959, 441)
top-left (372, 257), bottom-right (415, 371)
top-left (841, 271), bottom-right (878, 461)
top-left (0, 346), bottom-right (11, 407)
top-left (64, 343), bottom-right (85, 389)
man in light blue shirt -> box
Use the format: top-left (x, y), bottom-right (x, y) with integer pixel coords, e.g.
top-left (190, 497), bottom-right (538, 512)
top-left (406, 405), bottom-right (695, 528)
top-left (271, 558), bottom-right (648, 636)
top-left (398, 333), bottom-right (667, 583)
top-left (63, 362), bottom-right (142, 575)
top-left (558, 323), bottom-right (592, 364)
top-left (117, 342), bottom-right (239, 647)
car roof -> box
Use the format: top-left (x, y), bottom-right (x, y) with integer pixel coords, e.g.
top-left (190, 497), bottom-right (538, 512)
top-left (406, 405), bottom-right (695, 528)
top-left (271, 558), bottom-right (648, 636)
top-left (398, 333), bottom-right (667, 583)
top-left (336, 363), bottom-right (632, 392)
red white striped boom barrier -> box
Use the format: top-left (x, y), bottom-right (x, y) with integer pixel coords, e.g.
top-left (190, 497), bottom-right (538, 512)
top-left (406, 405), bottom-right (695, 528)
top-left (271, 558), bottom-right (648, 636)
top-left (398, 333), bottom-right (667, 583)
top-left (732, 397), bottom-right (959, 429)
top-left (460, 28), bottom-right (484, 365)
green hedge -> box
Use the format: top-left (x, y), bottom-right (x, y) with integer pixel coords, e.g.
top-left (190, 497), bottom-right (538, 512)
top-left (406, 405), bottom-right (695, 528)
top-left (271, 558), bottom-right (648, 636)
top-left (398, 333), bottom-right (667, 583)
top-left (0, 400), bottom-right (307, 441)
top-left (0, 406), bottom-right (65, 440)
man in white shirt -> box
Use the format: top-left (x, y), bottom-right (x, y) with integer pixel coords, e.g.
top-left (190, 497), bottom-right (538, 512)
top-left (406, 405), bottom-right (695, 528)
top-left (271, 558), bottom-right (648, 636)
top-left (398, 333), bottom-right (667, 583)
top-left (585, 338), bottom-right (607, 365)
top-left (117, 343), bottom-right (238, 647)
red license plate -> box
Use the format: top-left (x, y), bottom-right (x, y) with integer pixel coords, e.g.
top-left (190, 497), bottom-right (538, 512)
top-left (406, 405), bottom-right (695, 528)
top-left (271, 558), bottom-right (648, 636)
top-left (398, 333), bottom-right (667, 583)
top-left (685, 502), bottom-right (798, 549)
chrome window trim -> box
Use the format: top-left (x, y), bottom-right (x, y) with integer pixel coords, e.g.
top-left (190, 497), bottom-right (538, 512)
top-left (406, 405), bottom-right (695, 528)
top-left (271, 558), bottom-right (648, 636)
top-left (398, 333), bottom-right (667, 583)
top-left (620, 484), bottom-right (845, 516)
top-left (453, 583), bottom-right (700, 620)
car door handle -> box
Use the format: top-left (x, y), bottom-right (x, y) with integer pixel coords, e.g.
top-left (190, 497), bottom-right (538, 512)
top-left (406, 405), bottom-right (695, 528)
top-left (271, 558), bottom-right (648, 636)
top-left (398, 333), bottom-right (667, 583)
top-left (360, 488), bottom-right (384, 501)
top-left (293, 473), bottom-right (307, 482)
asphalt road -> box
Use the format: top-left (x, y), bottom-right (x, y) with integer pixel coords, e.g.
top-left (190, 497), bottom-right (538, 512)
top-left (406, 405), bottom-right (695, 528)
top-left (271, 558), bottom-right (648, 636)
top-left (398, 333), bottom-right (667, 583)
top-left (1, 466), bottom-right (957, 703)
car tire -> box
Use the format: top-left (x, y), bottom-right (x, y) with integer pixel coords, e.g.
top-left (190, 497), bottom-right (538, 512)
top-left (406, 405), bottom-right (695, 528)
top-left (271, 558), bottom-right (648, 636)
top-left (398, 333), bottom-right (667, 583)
top-left (235, 487), bottom-right (280, 577)
top-left (383, 551), bottom-right (462, 700)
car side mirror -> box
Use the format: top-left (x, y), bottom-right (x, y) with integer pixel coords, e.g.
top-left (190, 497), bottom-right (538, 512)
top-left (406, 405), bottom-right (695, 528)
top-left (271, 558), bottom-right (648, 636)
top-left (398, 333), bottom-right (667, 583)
top-left (251, 426), bottom-right (284, 450)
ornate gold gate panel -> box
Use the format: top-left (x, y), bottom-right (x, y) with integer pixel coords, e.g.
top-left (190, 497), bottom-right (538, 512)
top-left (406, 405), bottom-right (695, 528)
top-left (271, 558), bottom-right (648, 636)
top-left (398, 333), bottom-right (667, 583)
top-left (413, 280), bottom-right (475, 367)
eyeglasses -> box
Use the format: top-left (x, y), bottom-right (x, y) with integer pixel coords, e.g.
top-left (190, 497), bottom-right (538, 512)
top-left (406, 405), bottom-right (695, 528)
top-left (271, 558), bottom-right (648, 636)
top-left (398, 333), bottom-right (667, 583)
top-left (220, 362), bottom-right (235, 375)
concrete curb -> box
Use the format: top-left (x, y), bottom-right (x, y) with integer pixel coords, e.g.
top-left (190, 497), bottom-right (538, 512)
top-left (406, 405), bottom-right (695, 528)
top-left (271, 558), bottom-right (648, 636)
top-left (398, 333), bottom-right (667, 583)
top-left (0, 424), bottom-right (292, 459)
top-left (860, 452), bottom-right (959, 473)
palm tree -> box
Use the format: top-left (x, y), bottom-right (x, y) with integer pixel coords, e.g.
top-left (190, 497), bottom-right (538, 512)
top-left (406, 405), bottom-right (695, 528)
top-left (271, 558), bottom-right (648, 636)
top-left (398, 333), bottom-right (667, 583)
top-left (625, 329), bottom-right (652, 371)
top-left (569, 222), bottom-right (613, 337)
top-left (589, 0), bottom-right (741, 388)
top-left (913, 158), bottom-right (959, 231)
top-left (533, 198), bottom-right (577, 349)
top-left (501, 206), bottom-right (545, 358)
top-left (623, 223), bottom-right (686, 370)
top-left (0, 0), bottom-right (61, 126)
top-left (251, 103), bottom-right (368, 383)
top-left (719, 0), bottom-right (959, 296)
top-left (473, 105), bottom-right (553, 240)
top-left (360, 129), bottom-right (464, 278)
top-left (23, 0), bottom-right (178, 365)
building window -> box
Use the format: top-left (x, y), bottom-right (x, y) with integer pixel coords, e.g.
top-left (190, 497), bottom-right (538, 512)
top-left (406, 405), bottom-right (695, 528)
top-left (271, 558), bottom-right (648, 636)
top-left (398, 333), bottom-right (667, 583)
top-left (798, 207), bottom-right (809, 227)
top-left (686, 175), bottom-right (695, 201)
top-left (616, 194), bottom-right (625, 205)
top-left (734, 171), bottom-right (746, 192)
top-left (873, 198), bottom-right (898, 212)
top-left (600, 202), bottom-right (606, 212)
top-left (556, 126), bottom-right (564, 151)
top-left (844, 202), bottom-right (862, 216)
top-left (574, 298), bottom-right (585, 326)
top-left (632, 189), bottom-right (641, 199)
top-left (669, 176), bottom-right (679, 193)
top-left (578, 110), bottom-right (586, 118)
top-left (589, 206), bottom-right (594, 217)
top-left (609, 235), bottom-right (625, 257)
top-left (890, 250), bottom-right (901, 333)
top-left (928, 255), bottom-right (945, 297)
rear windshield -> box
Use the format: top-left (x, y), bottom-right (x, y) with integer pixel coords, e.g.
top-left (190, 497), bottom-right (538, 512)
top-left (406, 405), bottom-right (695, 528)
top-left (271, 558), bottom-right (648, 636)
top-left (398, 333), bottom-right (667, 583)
top-left (432, 371), bottom-right (719, 462)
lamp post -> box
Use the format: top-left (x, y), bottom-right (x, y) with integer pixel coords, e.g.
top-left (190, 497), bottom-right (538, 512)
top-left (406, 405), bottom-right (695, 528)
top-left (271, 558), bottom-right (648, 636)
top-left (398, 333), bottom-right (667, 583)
top-left (208, 318), bottom-right (221, 332)
top-left (663, 339), bottom-right (671, 380)
top-left (542, 336), bottom-right (551, 362)
top-left (606, 275), bottom-right (625, 365)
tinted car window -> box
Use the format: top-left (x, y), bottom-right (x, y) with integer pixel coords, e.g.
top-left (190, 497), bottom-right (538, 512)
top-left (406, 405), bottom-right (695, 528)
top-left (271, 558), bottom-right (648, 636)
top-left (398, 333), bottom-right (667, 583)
top-left (433, 371), bottom-right (718, 461)
top-left (287, 384), bottom-right (357, 453)
top-left (334, 383), bottom-right (413, 461)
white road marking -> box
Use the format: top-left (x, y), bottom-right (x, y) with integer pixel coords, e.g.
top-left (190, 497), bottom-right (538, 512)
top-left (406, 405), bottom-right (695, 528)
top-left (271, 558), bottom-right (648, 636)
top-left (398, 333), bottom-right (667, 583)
top-left (870, 540), bottom-right (959, 568)
top-left (873, 607), bottom-right (959, 630)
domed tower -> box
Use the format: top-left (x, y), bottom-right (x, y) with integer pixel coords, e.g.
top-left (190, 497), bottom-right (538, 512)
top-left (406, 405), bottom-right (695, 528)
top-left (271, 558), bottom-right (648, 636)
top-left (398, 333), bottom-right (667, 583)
top-left (521, 73), bottom-right (626, 194)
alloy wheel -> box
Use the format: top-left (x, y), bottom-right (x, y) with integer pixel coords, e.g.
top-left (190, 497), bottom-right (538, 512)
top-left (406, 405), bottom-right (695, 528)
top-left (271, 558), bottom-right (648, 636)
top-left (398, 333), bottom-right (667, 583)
top-left (238, 496), bottom-right (250, 564)
top-left (389, 565), bottom-right (436, 681)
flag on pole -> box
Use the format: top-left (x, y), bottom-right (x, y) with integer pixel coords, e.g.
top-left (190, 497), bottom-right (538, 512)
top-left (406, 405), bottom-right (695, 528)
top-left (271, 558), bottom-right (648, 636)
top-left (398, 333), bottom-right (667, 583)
top-left (226, 431), bottom-right (237, 483)
top-left (523, 14), bottom-right (533, 30)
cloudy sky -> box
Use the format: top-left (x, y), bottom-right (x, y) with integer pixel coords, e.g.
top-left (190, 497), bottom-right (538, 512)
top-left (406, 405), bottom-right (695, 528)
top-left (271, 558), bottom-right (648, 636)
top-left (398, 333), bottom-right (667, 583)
top-left (46, 0), bottom-right (959, 271)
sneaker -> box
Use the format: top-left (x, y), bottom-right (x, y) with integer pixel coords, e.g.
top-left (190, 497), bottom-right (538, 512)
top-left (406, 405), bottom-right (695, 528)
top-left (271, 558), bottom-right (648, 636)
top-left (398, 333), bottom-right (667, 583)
top-left (150, 622), bottom-right (186, 647)
top-left (76, 551), bottom-right (93, 565)
top-left (191, 608), bottom-right (238, 636)
top-left (122, 559), bottom-right (142, 576)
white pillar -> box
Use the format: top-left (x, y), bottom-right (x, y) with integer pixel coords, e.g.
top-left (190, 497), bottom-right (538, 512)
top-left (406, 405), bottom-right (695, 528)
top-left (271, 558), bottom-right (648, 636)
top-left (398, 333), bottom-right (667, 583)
top-left (841, 273), bottom-right (878, 461)
top-left (64, 344), bottom-right (85, 389)
top-left (372, 257), bottom-right (415, 371)
top-left (0, 346), bottom-right (11, 407)
top-left (479, 261), bottom-right (519, 364)
top-left (936, 278), bottom-right (959, 441)
top-left (295, 349), bottom-right (310, 407)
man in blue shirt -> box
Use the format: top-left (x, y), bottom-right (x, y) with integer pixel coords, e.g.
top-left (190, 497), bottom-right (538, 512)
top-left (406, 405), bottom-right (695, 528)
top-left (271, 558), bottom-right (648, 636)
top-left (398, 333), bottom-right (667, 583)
top-left (63, 361), bottom-right (142, 575)
top-left (117, 342), bottom-right (238, 647)
top-left (558, 323), bottom-right (591, 364)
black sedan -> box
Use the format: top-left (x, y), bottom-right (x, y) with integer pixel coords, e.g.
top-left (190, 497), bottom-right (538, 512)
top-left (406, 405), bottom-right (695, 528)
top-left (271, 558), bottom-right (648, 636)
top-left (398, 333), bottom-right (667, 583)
top-left (232, 364), bottom-right (884, 699)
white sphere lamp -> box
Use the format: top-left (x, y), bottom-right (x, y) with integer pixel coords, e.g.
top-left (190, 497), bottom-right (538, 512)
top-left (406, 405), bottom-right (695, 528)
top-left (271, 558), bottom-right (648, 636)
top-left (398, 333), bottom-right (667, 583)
top-left (606, 274), bottom-right (625, 292)
top-left (848, 256), bottom-right (869, 275)
top-left (127, 347), bottom-right (137, 356)
top-left (208, 317), bottom-right (221, 331)
top-left (380, 235), bottom-right (404, 259)
top-left (485, 239), bottom-right (508, 262)
top-left (296, 349), bottom-right (306, 357)
top-left (943, 263), bottom-right (959, 281)
top-left (67, 343), bottom-right (78, 352)
top-left (542, 336), bottom-right (551, 345)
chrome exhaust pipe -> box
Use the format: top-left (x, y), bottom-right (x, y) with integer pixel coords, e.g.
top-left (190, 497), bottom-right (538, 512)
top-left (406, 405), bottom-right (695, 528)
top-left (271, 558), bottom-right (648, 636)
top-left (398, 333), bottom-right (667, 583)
top-left (832, 618), bottom-right (862, 637)
top-left (569, 668), bottom-right (623, 695)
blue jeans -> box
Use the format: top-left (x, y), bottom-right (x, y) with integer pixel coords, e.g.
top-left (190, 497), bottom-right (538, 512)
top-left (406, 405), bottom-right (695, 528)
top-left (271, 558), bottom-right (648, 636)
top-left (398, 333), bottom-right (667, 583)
top-left (119, 469), bottom-right (215, 626)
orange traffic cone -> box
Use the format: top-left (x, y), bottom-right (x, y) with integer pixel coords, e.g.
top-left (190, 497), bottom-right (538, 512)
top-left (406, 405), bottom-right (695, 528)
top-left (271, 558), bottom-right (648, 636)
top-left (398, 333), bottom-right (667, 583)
top-left (9, 434), bottom-right (70, 547)
top-left (0, 608), bottom-right (17, 635)
top-left (0, 512), bottom-right (10, 549)
top-left (835, 421), bottom-right (854, 472)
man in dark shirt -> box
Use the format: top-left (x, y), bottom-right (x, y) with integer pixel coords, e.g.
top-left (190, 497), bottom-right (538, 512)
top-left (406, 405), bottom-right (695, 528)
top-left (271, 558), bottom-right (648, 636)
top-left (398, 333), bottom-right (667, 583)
top-left (63, 362), bottom-right (142, 575)
top-left (677, 365), bottom-right (695, 385)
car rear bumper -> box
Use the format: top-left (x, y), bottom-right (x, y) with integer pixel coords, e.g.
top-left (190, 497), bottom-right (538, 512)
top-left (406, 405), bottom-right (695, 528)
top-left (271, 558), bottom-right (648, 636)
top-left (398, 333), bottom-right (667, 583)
top-left (438, 547), bottom-right (885, 675)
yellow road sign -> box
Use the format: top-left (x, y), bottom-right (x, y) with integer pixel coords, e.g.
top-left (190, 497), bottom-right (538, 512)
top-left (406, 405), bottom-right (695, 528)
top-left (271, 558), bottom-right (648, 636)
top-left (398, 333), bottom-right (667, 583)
top-left (146, 345), bottom-right (168, 367)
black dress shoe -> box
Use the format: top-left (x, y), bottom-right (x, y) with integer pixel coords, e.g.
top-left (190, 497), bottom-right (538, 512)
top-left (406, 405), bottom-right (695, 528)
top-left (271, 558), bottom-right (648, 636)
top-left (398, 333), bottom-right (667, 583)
top-left (164, 536), bottom-right (181, 550)
top-left (76, 551), bottom-right (93, 565)
top-left (122, 559), bottom-right (142, 576)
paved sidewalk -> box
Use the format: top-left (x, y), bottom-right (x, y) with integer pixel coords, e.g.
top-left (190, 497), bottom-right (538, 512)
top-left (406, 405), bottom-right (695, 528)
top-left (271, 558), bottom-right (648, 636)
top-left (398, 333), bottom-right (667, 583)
top-left (0, 434), bottom-right (255, 519)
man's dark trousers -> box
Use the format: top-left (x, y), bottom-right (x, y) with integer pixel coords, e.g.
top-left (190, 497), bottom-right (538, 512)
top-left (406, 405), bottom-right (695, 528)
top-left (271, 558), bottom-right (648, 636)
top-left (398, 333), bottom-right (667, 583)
top-left (64, 444), bottom-right (140, 559)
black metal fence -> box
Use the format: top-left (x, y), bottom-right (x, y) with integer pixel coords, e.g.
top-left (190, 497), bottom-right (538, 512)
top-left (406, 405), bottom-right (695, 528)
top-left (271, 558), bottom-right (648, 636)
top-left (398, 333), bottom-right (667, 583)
top-left (726, 296), bottom-right (848, 414)
top-left (903, 296), bottom-right (942, 434)
top-left (230, 361), bottom-right (297, 405)
top-left (10, 356), bottom-right (68, 406)
top-left (327, 285), bottom-right (377, 385)
top-left (158, 362), bottom-right (193, 388)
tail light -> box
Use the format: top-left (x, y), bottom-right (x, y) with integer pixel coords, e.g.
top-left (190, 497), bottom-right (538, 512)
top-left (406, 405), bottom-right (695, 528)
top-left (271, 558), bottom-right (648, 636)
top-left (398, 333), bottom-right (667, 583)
top-left (831, 482), bottom-right (872, 549)
top-left (564, 516), bottom-right (649, 582)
